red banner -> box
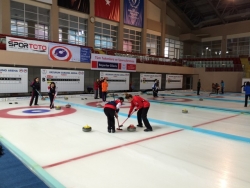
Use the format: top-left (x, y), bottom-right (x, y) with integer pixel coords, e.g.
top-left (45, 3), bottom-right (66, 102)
top-left (95, 0), bottom-right (120, 21)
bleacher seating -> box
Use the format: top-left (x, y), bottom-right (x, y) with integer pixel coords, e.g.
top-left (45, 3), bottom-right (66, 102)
top-left (182, 57), bottom-right (243, 72)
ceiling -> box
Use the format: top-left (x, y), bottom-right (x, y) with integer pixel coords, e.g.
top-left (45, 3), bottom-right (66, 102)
top-left (168, 0), bottom-right (250, 28)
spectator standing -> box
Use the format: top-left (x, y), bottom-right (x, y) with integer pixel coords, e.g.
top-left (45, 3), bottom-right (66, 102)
top-left (221, 80), bottom-right (225, 94)
top-left (102, 78), bottom-right (108, 102)
top-left (94, 79), bottom-right (99, 99)
top-left (99, 77), bottom-right (104, 99)
top-left (243, 82), bottom-right (250, 107)
top-left (197, 79), bottom-right (201, 95)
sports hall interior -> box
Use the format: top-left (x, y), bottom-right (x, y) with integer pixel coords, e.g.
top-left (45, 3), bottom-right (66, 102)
top-left (0, 0), bottom-right (249, 95)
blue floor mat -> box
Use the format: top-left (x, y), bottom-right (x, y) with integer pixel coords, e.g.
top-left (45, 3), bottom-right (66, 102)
top-left (0, 143), bottom-right (49, 188)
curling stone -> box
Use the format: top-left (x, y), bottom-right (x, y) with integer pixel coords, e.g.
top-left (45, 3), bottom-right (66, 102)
top-left (82, 125), bottom-right (92, 132)
top-left (15, 102), bottom-right (18, 104)
top-left (55, 106), bottom-right (61, 110)
top-left (9, 102), bottom-right (12, 104)
top-left (41, 97), bottom-right (45, 100)
top-left (81, 98), bottom-right (84, 100)
top-left (127, 124), bottom-right (136, 132)
top-left (85, 98), bottom-right (87, 100)
top-left (199, 98), bottom-right (203, 101)
top-left (182, 109), bottom-right (188, 113)
top-left (65, 104), bottom-right (71, 108)
top-left (96, 103), bottom-right (103, 108)
top-left (64, 97), bottom-right (68, 100)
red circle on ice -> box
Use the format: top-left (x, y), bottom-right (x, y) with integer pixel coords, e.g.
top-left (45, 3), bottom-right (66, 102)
top-left (0, 106), bottom-right (76, 119)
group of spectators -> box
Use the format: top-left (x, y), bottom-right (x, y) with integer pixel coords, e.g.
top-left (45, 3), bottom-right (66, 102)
top-left (197, 79), bottom-right (225, 95)
top-left (94, 78), bottom-right (108, 102)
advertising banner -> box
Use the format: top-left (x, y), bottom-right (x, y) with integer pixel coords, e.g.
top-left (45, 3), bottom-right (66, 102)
top-left (6, 37), bottom-right (48, 55)
top-left (100, 72), bottom-right (130, 90)
top-left (124, 0), bottom-right (144, 28)
top-left (41, 69), bottom-right (84, 92)
top-left (0, 67), bottom-right (28, 93)
top-left (140, 74), bottom-right (161, 90)
top-left (165, 75), bottom-right (183, 89)
top-left (48, 43), bottom-right (91, 63)
top-left (91, 54), bottom-right (136, 72)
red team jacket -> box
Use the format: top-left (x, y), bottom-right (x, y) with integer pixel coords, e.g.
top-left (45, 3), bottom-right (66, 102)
top-left (104, 99), bottom-right (123, 110)
top-left (128, 96), bottom-right (150, 115)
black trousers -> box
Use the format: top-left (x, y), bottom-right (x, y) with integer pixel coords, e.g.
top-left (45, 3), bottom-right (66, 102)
top-left (221, 87), bottom-right (224, 94)
top-left (137, 107), bottom-right (152, 130)
top-left (104, 108), bottom-right (115, 131)
top-left (245, 94), bottom-right (250, 107)
top-left (102, 92), bottom-right (107, 102)
top-left (197, 87), bottom-right (200, 95)
top-left (48, 93), bottom-right (55, 107)
top-left (29, 90), bottom-right (38, 106)
top-left (153, 89), bottom-right (158, 97)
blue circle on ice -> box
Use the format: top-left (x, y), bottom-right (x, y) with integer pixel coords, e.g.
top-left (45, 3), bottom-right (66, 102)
top-left (22, 109), bottom-right (50, 114)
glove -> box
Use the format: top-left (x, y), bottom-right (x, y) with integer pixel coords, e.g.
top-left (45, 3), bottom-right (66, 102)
top-left (134, 108), bottom-right (138, 112)
top-left (128, 114), bottom-right (131, 118)
top-left (115, 109), bottom-right (119, 113)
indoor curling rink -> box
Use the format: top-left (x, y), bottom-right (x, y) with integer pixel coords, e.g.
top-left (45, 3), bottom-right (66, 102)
top-left (0, 90), bottom-right (250, 188)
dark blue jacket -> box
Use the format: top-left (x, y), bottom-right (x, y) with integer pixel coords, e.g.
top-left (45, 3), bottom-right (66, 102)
top-left (244, 85), bottom-right (250, 95)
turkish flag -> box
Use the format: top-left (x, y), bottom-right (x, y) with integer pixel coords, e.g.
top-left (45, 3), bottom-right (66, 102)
top-left (95, 0), bottom-right (120, 22)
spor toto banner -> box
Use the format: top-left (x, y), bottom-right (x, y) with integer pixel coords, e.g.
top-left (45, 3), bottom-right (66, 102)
top-left (48, 43), bottom-right (91, 63)
top-left (6, 37), bottom-right (48, 55)
top-left (91, 54), bottom-right (136, 72)
top-left (124, 0), bottom-right (144, 28)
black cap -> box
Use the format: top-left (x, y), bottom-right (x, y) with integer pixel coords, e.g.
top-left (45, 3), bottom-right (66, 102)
top-left (118, 97), bottom-right (124, 101)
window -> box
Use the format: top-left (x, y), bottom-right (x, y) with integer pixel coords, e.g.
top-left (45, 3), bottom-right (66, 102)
top-left (123, 29), bottom-right (141, 53)
top-left (201, 40), bottom-right (222, 58)
top-left (59, 13), bottom-right (87, 45)
top-left (94, 22), bottom-right (117, 49)
top-left (146, 34), bottom-right (160, 56)
top-left (10, 1), bottom-right (50, 39)
top-left (227, 37), bottom-right (250, 57)
top-left (164, 38), bottom-right (183, 58)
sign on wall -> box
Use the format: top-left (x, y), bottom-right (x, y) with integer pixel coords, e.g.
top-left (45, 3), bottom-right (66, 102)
top-left (124, 0), bottom-right (144, 28)
top-left (6, 37), bottom-right (48, 55)
top-left (140, 74), bottom-right (161, 90)
top-left (100, 72), bottom-right (130, 91)
top-left (0, 67), bottom-right (28, 93)
top-left (92, 54), bottom-right (136, 72)
top-left (41, 69), bottom-right (84, 92)
top-left (48, 43), bottom-right (91, 63)
top-left (165, 75), bottom-right (183, 89)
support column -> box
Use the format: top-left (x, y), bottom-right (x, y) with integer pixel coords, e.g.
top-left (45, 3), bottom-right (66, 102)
top-left (141, 0), bottom-right (148, 54)
top-left (27, 21), bottom-right (36, 38)
top-left (221, 35), bottom-right (227, 58)
top-left (50, 0), bottom-right (59, 42)
top-left (87, 0), bottom-right (95, 48)
top-left (117, 0), bottom-right (124, 51)
top-left (0, 0), bottom-right (11, 34)
top-left (160, 1), bottom-right (166, 56)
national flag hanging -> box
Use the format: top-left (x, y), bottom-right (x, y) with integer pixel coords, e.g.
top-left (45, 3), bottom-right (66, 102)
top-left (95, 0), bottom-right (120, 22)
